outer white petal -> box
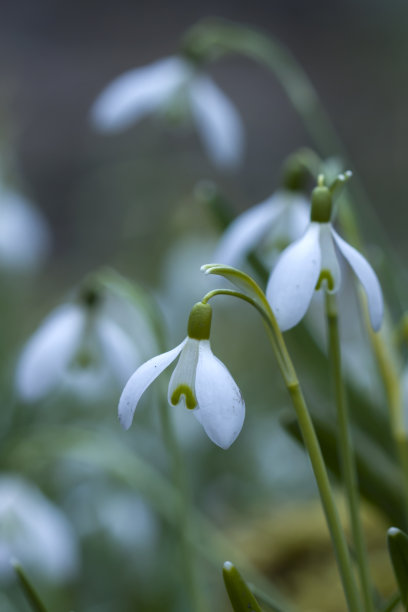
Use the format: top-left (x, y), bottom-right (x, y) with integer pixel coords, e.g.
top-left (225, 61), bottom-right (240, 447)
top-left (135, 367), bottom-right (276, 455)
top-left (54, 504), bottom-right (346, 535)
top-left (16, 304), bottom-right (85, 401)
top-left (213, 195), bottom-right (285, 266)
top-left (91, 56), bottom-right (191, 132)
top-left (331, 229), bottom-right (384, 331)
top-left (267, 223), bottom-right (321, 331)
top-left (189, 75), bottom-right (244, 169)
top-left (118, 339), bottom-right (187, 430)
top-left (0, 189), bottom-right (50, 270)
top-left (194, 340), bottom-right (245, 449)
top-left (95, 315), bottom-right (141, 385)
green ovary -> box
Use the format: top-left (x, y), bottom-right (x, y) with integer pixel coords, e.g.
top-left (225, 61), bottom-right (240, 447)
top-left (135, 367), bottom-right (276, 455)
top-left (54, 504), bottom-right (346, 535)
top-left (170, 385), bottom-right (197, 409)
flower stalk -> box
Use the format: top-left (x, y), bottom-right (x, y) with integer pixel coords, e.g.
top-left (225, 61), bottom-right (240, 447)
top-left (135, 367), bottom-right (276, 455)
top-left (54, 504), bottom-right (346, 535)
top-left (325, 290), bottom-right (374, 612)
top-left (157, 388), bottom-right (204, 612)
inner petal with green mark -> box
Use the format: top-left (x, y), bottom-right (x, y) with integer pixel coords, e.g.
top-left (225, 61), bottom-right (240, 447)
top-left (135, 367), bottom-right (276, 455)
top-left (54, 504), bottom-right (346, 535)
top-left (168, 338), bottom-right (199, 410)
top-left (316, 269), bottom-right (334, 291)
top-left (318, 224), bottom-right (341, 291)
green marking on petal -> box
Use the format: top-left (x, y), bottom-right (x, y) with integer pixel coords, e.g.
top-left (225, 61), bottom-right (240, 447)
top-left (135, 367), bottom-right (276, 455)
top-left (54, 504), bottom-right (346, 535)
top-left (170, 384), bottom-right (197, 409)
top-left (316, 269), bottom-right (334, 291)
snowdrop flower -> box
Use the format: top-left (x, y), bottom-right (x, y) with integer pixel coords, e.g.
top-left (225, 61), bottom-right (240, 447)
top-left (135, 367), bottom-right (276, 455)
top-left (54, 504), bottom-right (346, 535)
top-left (214, 156), bottom-right (310, 267)
top-left (0, 185), bottom-right (50, 271)
top-left (267, 181), bottom-right (384, 332)
top-left (91, 55), bottom-right (244, 169)
top-left (16, 286), bottom-right (144, 402)
top-left (119, 301), bottom-right (245, 449)
top-left (214, 190), bottom-right (309, 268)
top-left (0, 475), bottom-right (78, 581)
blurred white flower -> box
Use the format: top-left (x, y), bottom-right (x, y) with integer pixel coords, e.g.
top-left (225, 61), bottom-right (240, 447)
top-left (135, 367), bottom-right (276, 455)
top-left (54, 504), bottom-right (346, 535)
top-left (16, 288), bottom-right (149, 402)
top-left (119, 302), bottom-right (245, 449)
top-left (0, 475), bottom-right (78, 581)
top-left (0, 186), bottom-right (50, 272)
top-left (214, 190), bottom-right (309, 268)
top-left (91, 55), bottom-right (244, 169)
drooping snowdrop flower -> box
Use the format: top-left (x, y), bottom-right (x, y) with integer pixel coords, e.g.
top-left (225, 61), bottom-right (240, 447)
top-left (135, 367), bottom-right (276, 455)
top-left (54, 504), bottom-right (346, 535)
top-left (16, 285), bottom-right (144, 402)
top-left (0, 185), bottom-right (50, 272)
top-left (119, 301), bottom-right (245, 449)
top-left (267, 180), bottom-right (384, 332)
top-left (91, 55), bottom-right (244, 169)
top-left (0, 475), bottom-right (78, 581)
top-left (213, 157), bottom-right (310, 268)
top-left (214, 190), bottom-right (309, 268)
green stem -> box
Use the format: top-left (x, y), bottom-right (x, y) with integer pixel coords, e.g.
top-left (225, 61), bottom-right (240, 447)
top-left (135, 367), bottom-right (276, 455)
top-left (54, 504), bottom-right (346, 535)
top-left (286, 380), bottom-right (362, 612)
top-left (157, 390), bottom-right (204, 612)
top-left (325, 291), bottom-right (374, 612)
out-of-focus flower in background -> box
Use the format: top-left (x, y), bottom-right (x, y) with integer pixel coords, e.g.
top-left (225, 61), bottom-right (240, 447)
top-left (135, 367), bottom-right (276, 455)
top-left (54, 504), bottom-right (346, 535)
top-left (0, 475), bottom-right (78, 582)
top-left (0, 184), bottom-right (50, 273)
top-left (214, 189), bottom-right (309, 268)
top-left (91, 55), bottom-right (244, 170)
top-left (15, 284), bottom-right (152, 403)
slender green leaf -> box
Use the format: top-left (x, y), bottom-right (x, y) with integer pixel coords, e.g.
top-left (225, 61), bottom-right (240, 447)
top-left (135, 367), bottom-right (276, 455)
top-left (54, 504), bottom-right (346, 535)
top-left (387, 527), bottom-right (408, 609)
top-left (223, 561), bottom-right (263, 612)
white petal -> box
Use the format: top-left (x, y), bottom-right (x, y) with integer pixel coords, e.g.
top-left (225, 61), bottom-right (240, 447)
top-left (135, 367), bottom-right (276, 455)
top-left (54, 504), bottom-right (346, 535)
top-left (267, 223), bottom-right (321, 331)
top-left (91, 56), bottom-right (191, 132)
top-left (213, 194), bottom-right (285, 266)
top-left (168, 338), bottom-right (199, 409)
top-left (194, 341), bottom-right (245, 449)
top-left (189, 75), bottom-right (244, 169)
top-left (332, 229), bottom-right (384, 331)
top-left (0, 189), bottom-right (50, 270)
top-left (95, 316), bottom-right (141, 385)
top-left (16, 304), bottom-right (85, 401)
top-left (118, 339), bottom-right (186, 430)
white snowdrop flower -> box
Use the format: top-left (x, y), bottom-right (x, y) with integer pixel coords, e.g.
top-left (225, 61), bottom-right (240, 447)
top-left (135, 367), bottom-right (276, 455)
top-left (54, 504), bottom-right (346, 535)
top-left (0, 186), bottom-right (50, 271)
top-left (0, 475), bottom-right (78, 581)
top-left (119, 301), bottom-right (245, 449)
top-left (91, 55), bottom-right (244, 169)
top-left (267, 183), bottom-right (384, 332)
top-left (214, 190), bottom-right (309, 268)
top-left (16, 286), bottom-right (143, 402)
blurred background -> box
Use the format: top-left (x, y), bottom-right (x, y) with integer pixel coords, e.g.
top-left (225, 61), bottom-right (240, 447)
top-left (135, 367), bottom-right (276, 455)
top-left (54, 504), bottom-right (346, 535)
top-left (0, 0), bottom-right (407, 610)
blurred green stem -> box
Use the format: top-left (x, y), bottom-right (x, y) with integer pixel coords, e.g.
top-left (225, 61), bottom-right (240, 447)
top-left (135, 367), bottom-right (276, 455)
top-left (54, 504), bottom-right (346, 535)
top-left (158, 390), bottom-right (204, 612)
top-left (12, 560), bottom-right (48, 612)
top-left (325, 291), bottom-right (374, 612)
top-left (366, 309), bottom-right (408, 524)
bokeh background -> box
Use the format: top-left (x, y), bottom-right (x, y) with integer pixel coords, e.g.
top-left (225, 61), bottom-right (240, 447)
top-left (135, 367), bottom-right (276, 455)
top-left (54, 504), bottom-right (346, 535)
top-left (0, 0), bottom-right (407, 610)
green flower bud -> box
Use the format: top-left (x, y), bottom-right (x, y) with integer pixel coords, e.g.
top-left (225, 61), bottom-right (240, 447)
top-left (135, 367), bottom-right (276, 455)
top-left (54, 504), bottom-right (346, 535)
top-left (187, 302), bottom-right (212, 340)
top-left (282, 156), bottom-right (309, 192)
